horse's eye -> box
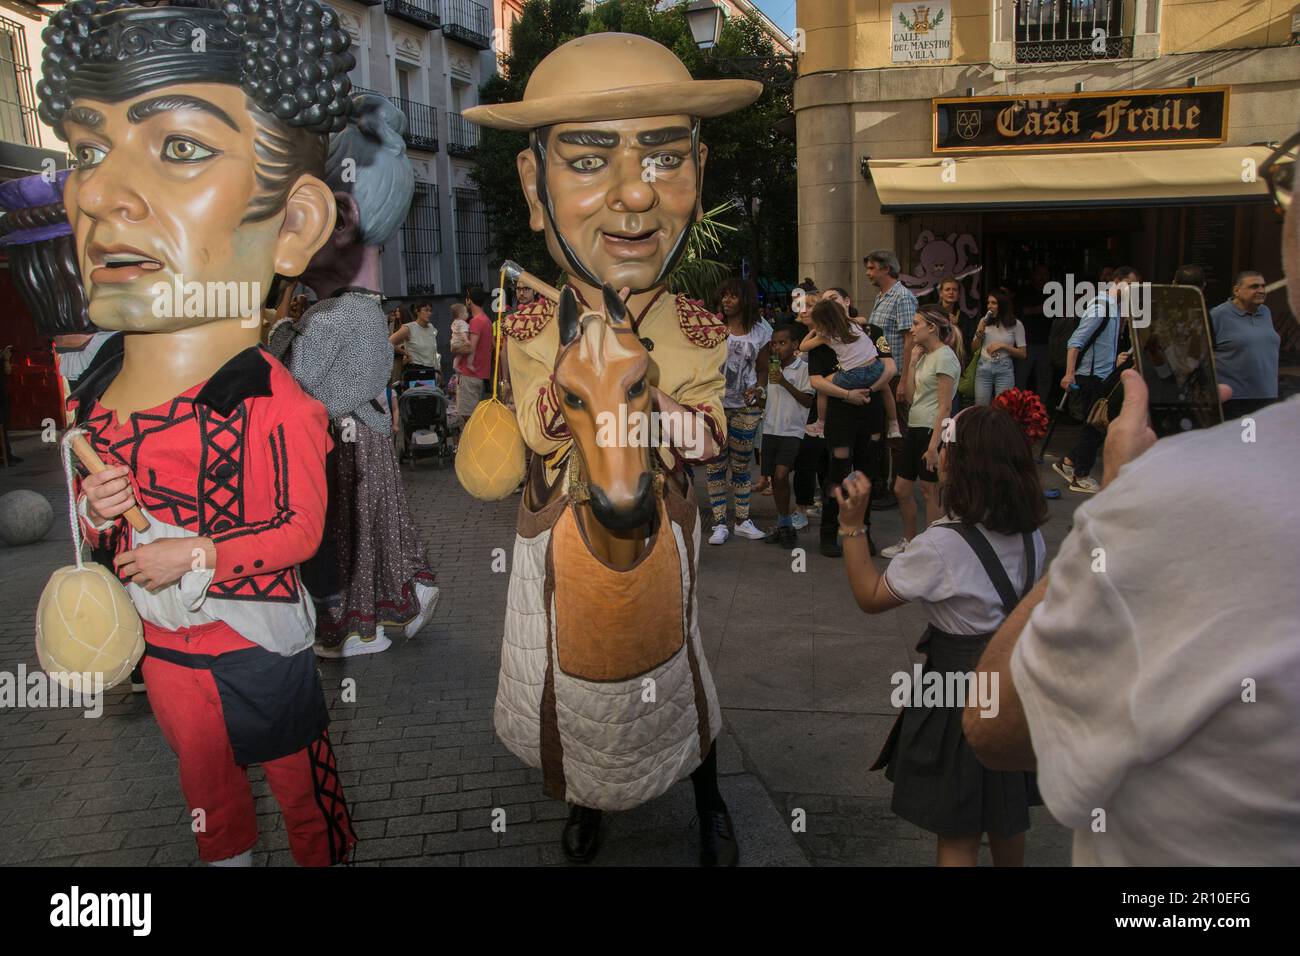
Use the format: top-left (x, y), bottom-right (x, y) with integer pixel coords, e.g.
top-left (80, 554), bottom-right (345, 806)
top-left (627, 377), bottom-right (646, 399)
top-left (563, 391), bottom-right (584, 409)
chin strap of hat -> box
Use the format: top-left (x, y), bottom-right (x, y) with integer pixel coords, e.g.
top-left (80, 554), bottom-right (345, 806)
top-left (531, 119), bottom-right (701, 295)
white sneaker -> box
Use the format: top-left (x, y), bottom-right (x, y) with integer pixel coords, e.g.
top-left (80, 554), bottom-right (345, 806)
top-left (790, 512), bottom-right (809, 531)
top-left (806, 504), bottom-right (821, 518)
top-left (402, 582), bottom-right (441, 639)
top-left (708, 524), bottom-right (730, 546)
top-left (1051, 461), bottom-right (1075, 482)
top-left (1069, 476), bottom-right (1101, 494)
top-left (887, 423), bottom-right (902, 440)
top-left (880, 539), bottom-right (910, 559)
top-left (315, 627), bottom-right (392, 659)
top-left (733, 519), bottom-right (766, 540)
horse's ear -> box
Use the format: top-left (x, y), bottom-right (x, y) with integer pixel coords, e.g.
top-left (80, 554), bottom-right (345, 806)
top-left (602, 284), bottom-right (628, 326)
top-left (558, 287), bottom-right (581, 347)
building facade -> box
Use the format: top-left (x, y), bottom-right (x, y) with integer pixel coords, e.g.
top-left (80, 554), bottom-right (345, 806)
top-left (334, 0), bottom-right (497, 302)
top-left (795, 0), bottom-right (1298, 320)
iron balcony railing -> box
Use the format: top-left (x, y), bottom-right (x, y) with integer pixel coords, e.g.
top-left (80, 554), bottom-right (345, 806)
top-left (0, 15), bottom-right (39, 148)
top-left (395, 97), bottom-right (439, 153)
top-left (384, 0), bottom-right (440, 31)
top-left (442, 0), bottom-right (491, 50)
top-left (447, 112), bottom-right (480, 157)
top-left (1014, 0), bottom-right (1132, 63)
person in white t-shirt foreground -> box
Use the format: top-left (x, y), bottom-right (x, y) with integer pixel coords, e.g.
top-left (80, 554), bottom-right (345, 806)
top-left (832, 404), bottom-right (1048, 865)
top-left (759, 324), bottom-right (816, 547)
top-left (964, 130), bottom-right (1300, 865)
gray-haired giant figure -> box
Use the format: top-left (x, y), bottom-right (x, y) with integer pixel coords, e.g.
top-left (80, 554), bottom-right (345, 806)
top-left (270, 92), bottom-right (438, 659)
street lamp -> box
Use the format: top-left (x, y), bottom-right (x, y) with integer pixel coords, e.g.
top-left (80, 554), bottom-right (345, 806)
top-left (684, 0), bottom-right (796, 91)
top-left (685, 0), bottom-right (723, 50)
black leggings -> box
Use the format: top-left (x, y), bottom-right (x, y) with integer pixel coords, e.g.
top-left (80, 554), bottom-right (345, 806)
top-left (792, 435), bottom-right (826, 507)
top-left (821, 433), bottom-right (883, 541)
top-left (690, 741), bottom-right (726, 813)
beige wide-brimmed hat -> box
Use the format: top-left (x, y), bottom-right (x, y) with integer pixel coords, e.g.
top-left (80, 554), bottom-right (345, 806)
top-left (463, 33), bottom-right (762, 132)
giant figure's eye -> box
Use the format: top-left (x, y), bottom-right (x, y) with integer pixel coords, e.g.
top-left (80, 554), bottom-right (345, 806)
top-left (162, 137), bottom-right (217, 163)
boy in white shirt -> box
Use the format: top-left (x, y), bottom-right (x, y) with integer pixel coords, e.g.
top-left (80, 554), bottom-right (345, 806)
top-left (761, 324), bottom-right (816, 546)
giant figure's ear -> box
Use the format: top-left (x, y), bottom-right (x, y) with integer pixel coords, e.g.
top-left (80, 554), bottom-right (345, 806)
top-left (272, 174), bottom-right (337, 277)
top-left (517, 146), bottom-right (546, 234)
top-left (694, 141), bottom-right (709, 222)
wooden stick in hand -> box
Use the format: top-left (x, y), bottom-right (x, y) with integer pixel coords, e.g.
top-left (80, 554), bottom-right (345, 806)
top-left (69, 433), bottom-right (149, 532)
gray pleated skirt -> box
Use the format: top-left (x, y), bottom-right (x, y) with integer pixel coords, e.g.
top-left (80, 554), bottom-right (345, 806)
top-left (872, 625), bottom-right (1040, 838)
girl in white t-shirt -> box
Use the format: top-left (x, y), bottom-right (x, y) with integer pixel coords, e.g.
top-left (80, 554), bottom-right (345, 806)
top-left (971, 291), bottom-right (1027, 406)
top-left (830, 404), bottom-right (1048, 867)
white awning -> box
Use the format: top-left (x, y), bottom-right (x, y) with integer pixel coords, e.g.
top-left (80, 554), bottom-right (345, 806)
top-left (868, 146), bottom-right (1274, 212)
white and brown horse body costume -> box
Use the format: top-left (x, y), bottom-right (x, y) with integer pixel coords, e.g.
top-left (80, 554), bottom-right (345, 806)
top-left (496, 287), bottom-right (725, 812)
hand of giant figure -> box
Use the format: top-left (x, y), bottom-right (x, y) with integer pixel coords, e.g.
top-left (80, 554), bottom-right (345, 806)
top-left (463, 35), bottom-right (760, 829)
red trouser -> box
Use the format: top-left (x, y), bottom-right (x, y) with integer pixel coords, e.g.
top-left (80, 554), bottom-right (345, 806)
top-left (141, 620), bottom-right (355, 866)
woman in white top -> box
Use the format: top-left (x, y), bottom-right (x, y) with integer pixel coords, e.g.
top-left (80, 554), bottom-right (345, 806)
top-left (389, 300), bottom-right (441, 381)
top-left (706, 278), bottom-right (772, 545)
top-left (971, 291), bottom-right (1026, 406)
top-left (832, 404), bottom-right (1048, 866)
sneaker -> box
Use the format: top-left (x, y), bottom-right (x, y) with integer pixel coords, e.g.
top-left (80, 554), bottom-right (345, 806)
top-left (1051, 461), bottom-right (1075, 482)
top-left (880, 538), bottom-right (909, 559)
top-left (764, 525), bottom-right (797, 547)
top-left (818, 538), bottom-right (843, 558)
top-left (315, 627), bottom-right (392, 659)
top-left (402, 582), bottom-right (441, 639)
top-left (886, 423), bottom-right (902, 440)
top-left (130, 663), bottom-right (146, 694)
top-left (805, 504), bottom-right (821, 518)
top-left (708, 524), bottom-right (729, 546)
top-left (733, 519), bottom-right (766, 540)
top-left (1069, 476), bottom-right (1101, 494)
top-left (790, 511), bottom-right (809, 531)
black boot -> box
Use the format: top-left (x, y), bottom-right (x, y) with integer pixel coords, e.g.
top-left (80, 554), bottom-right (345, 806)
top-left (561, 805), bottom-right (602, 863)
top-left (699, 809), bottom-right (739, 867)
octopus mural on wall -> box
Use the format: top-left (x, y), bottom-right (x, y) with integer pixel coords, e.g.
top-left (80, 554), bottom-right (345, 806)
top-left (900, 230), bottom-right (982, 317)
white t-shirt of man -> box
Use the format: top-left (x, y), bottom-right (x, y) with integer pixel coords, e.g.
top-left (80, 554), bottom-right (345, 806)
top-left (884, 518), bottom-right (1047, 635)
top-left (1011, 396), bottom-right (1300, 866)
top-left (763, 356), bottom-right (814, 438)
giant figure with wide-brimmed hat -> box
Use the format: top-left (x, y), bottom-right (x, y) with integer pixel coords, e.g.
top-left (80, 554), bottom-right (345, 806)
top-left (464, 33), bottom-right (760, 865)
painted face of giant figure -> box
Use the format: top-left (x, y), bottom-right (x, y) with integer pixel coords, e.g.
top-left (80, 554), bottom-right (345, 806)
top-left (464, 33), bottom-right (760, 299)
top-left (517, 114), bottom-right (706, 296)
top-left (37, 1), bottom-right (354, 333)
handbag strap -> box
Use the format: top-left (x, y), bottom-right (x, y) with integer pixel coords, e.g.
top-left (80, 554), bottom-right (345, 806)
top-left (941, 523), bottom-right (1036, 617)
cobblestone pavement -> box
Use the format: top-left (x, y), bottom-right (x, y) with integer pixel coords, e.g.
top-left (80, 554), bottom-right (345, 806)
top-left (0, 426), bottom-right (1087, 866)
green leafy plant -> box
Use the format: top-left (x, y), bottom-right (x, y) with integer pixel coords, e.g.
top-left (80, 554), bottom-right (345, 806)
top-left (667, 200), bottom-right (739, 302)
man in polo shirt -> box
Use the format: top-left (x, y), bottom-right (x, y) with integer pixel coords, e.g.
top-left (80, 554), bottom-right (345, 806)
top-left (1210, 270), bottom-right (1281, 420)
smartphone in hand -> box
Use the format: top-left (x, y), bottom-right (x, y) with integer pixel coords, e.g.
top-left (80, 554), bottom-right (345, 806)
top-left (1130, 285), bottom-right (1224, 438)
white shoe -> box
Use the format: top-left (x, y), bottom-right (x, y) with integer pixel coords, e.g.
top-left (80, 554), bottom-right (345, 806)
top-left (887, 423), bottom-right (902, 440)
top-left (1069, 476), bottom-right (1101, 494)
top-left (733, 519), bottom-right (766, 540)
top-left (790, 512), bottom-right (809, 531)
top-left (880, 539), bottom-right (910, 559)
top-left (708, 524), bottom-right (730, 545)
top-left (1051, 461), bottom-right (1075, 482)
top-left (806, 504), bottom-right (821, 518)
top-left (402, 582), bottom-right (441, 639)
top-left (315, 627), bottom-right (392, 659)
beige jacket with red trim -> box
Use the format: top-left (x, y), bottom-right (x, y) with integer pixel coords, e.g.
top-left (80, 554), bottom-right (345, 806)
top-left (503, 290), bottom-right (727, 480)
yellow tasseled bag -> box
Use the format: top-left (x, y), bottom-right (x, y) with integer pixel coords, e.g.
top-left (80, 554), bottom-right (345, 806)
top-left (456, 267), bottom-right (528, 500)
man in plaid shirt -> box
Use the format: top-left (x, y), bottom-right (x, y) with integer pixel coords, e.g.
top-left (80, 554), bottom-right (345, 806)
top-left (865, 250), bottom-right (920, 387)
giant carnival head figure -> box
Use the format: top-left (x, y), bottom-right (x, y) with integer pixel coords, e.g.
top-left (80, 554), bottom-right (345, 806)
top-left (0, 170), bottom-right (94, 337)
top-left (463, 33), bottom-right (760, 297)
top-left (36, 0), bottom-right (354, 333)
top-left (299, 92), bottom-right (415, 294)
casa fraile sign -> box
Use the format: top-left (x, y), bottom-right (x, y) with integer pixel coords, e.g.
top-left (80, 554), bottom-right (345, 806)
top-left (893, 2), bottom-right (952, 63)
top-left (933, 86), bottom-right (1229, 152)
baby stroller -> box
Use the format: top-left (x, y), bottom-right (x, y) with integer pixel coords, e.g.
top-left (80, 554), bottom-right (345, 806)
top-left (397, 380), bottom-right (452, 469)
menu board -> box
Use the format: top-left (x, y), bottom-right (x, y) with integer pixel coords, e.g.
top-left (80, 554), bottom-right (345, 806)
top-left (1183, 206), bottom-right (1237, 306)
